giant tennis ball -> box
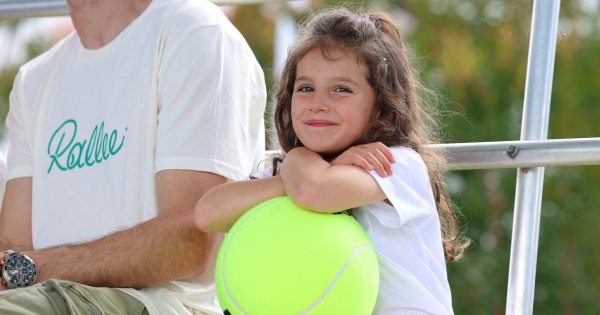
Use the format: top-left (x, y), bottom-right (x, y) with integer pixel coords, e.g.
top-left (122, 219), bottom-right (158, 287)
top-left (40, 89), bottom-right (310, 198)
top-left (215, 196), bottom-right (379, 315)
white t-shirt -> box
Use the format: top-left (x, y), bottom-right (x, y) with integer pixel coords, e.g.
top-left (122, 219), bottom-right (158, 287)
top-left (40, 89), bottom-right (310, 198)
top-left (6, 0), bottom-right (266, 314)
top-left (246, 147), bottom-right (453, 314)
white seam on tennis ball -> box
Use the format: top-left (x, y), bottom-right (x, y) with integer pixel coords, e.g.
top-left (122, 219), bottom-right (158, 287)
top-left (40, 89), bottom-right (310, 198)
top-left (222, 197), bottom-right (281, 315)
top-left (297, 245), bottom-right (374, 315)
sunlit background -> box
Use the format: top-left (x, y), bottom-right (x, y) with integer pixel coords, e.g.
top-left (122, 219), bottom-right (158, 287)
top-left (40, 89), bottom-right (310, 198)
top-left (1, 0), bottom-right (600, 313)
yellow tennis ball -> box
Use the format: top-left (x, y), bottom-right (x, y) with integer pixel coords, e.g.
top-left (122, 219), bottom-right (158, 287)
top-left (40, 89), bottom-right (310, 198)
top-left (215, 196), bottom-right (379, 315)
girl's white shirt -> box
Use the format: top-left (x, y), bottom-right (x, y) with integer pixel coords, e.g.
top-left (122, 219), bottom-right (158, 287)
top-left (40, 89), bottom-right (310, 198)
top-left (244, 146), bottom-right (453, 315)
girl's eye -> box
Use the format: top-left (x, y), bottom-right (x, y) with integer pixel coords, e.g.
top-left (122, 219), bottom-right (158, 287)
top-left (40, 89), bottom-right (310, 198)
top-left (298, 86), bottom-right (313, 92)
top-left (334, 86), bottom-right (352, 93)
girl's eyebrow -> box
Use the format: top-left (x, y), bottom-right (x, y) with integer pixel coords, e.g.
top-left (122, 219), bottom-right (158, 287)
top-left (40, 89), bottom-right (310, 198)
top-left (334, 77), bottom-right (360, 87)
top-left (295, 76), bottom-right (360, 87)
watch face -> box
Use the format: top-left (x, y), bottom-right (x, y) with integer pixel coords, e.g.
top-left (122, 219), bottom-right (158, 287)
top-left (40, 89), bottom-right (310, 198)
top-left (3, 254), bottom-right (36, 287)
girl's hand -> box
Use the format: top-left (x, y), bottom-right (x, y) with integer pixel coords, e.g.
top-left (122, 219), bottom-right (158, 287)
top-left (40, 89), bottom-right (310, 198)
top-left (330, 142), bottom-right (395, 177)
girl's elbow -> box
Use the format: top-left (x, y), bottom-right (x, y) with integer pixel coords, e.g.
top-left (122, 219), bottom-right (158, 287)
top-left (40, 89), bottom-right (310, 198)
top-left (194, 201), bottom-right (216, 232)
top-left (290, 181), bottom-right (321, 210)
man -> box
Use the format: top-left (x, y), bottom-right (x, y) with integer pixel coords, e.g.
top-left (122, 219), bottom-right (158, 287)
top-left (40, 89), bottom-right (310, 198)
top-left (0, 0), bottom-right (266, 313)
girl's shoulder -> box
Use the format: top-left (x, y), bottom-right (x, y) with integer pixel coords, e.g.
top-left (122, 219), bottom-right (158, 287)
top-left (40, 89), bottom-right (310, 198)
top-left (388, 146), bottom-right (427, 170)
top-left (362, 146), bottom-right (435, 227)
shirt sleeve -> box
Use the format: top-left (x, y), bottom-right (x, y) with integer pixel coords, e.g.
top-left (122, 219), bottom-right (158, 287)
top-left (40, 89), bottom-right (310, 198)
top-left (237, 165), bottom-right (275, 182)
top-left (364, 147), bottom-right (436, 228)
top-left (6, 71), bottom-right (34, 181)
top-left (155, 24), bottom-right (266, 181)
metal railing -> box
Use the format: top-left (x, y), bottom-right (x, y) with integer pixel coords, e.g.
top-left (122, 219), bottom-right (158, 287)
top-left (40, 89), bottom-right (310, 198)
top-left (0, 0), bottom-right (586, 314)
top-left (269, 137), bottom-right (600, 170)
top-left (0, 0), bottom-right (67, 19)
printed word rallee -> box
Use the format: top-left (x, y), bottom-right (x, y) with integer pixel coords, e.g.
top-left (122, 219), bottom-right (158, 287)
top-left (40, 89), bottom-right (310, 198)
top-left (48, 119), bottom-right (126, 173)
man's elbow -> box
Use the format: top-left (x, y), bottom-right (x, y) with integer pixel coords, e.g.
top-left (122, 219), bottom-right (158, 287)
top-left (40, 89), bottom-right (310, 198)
top-left (187, 230), bottom-right (219, 278)
top-left (189, 259), bottom-right (210, 279)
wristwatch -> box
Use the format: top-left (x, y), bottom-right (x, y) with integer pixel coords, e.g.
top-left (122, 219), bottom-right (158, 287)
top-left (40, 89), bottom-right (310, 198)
top-left (1, 250), bottom-right (37, 289)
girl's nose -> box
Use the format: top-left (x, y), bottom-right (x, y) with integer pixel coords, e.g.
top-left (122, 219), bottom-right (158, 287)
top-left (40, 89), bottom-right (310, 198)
top-left (309, 91), bottom-right (329, 113)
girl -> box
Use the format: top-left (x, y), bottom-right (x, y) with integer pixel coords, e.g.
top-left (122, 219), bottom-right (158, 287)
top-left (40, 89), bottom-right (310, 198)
top-left (195, 8), bottom-right (468, 314)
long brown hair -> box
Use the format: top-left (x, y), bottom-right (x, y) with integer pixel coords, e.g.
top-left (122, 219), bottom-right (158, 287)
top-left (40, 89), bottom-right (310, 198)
top-left (272, 8), bottom-right (469, 261)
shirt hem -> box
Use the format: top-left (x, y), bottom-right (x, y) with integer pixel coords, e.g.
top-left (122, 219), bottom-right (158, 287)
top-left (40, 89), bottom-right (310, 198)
top-left (7, 166), bottom-right (33, 181)
top-left (155, 157), bottom-right (247, 181)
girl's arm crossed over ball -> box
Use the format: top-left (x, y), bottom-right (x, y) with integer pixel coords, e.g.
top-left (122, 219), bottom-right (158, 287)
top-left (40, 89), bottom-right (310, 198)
top-left (194, 176), bottom-right (286, 233)
top-left (280, 147), bottom-right (392, 213)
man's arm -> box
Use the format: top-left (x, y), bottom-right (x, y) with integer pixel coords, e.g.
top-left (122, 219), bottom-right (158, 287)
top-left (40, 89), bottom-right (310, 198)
top-left (0, 178), bottom-right (34, 252)
top-left (0, 170), bottom-right (225, 289)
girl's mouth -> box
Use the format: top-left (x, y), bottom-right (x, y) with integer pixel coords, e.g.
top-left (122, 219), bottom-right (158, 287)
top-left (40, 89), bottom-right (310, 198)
top-left (305, 119), bottom-right (337, 127)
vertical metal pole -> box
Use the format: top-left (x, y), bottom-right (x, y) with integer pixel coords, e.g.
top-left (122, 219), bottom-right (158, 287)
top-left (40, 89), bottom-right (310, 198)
top-left (506, 0), bottom-right (561, 314)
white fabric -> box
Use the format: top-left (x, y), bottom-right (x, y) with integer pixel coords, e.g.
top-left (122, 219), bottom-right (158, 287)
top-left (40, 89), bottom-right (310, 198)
top-left (5, 0), bottom-right (266, 314)
top-left (245, 147), bottom-right (453, 314)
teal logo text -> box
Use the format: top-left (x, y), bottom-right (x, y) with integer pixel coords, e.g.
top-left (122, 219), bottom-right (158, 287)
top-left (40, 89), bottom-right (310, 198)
top-left (47, 119), bottom-right (126, 173)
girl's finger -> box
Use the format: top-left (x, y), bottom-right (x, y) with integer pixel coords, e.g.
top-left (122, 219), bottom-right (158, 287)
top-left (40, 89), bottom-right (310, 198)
top-left (364, 142), bottom-right (395, 163)
top-left (349, 155), bottom-right (373, 172)
top-left (372, 148), bottom-right (393, 176)
top-left (371, 142), bottom-right (395, 163)
top-left (363, 152), bottom-right (387, 177)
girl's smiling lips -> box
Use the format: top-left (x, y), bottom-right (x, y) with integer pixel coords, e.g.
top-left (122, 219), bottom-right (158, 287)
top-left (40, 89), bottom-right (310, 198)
top-left (305, 119), bottom-right (337, 127)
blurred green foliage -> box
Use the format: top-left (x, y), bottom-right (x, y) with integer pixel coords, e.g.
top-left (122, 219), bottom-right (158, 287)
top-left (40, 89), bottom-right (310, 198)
top-left (229, 1), bottom-right (600, 314)
top-left (1, 0), bottom-right (600, 313)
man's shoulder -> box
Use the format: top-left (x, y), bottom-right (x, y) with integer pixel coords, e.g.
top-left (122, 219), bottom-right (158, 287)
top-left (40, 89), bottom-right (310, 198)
top-left (15, 32), bottom-right (77, 99)
top-left (156, 0), bottom-right (227, 31)
top-left (148, 0), bottom-right (238, 56)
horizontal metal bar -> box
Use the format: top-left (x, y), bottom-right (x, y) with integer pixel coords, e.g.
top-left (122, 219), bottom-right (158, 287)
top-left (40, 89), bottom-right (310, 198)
top-left (0, 0), bottom-right (292, 19)
top-left (436, 138), bottom-right (600, 170)
top-left (0, 1), bottom-right (68, 19)
top-left (267, 137), bottom-right (600, 170)
top-left (211, 0), bottom-right (290, 5)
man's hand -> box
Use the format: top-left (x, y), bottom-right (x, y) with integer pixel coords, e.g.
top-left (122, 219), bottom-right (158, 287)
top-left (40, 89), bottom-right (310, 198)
top-left (0, 170), bottom-right (226, 289)
top-left (330, 142), bottom-right (395, 178)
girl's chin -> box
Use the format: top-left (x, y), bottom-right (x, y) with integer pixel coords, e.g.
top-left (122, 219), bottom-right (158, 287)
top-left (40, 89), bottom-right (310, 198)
top-left (303, 144), bottom-right (346, 156)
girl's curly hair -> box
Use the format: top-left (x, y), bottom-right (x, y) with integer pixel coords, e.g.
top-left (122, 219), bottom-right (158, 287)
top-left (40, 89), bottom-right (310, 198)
top-left (271, 8), bottom-right (470, 261)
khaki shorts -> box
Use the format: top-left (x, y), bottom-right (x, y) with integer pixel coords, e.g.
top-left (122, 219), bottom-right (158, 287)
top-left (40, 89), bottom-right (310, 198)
top-left (0, 279), bottom-right (148, 315)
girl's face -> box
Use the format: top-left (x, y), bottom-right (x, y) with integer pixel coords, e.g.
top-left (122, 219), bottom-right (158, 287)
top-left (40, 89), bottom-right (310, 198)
top-left (292, 48), bottom-right (377, 155)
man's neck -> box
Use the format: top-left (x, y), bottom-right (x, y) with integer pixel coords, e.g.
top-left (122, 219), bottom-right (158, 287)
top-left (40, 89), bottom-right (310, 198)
top-left (68, 0), bottom-right (152, 50)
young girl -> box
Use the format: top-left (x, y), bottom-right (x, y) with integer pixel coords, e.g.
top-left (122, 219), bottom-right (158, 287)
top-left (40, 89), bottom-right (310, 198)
top-left (195, 9), bottom-right (468, 314)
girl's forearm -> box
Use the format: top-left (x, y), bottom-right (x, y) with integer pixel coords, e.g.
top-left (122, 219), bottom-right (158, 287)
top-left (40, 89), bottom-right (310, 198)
top-left (194, 176), bottom-right (286, 233)
top-left (280, 147), bottom-right (387, 212)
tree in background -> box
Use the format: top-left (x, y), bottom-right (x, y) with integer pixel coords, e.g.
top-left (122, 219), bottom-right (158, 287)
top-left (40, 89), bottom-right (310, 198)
top-left (228, 1), bottom-right (600, 313)
top-left (1, 0), bottom-right (600, 313)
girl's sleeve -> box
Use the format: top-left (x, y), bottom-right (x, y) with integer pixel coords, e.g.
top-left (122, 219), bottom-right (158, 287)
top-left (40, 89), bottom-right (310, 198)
top-left (237, 165), bottom-right (275, 181)
top-left (364, 147), bottom-right (437, 228)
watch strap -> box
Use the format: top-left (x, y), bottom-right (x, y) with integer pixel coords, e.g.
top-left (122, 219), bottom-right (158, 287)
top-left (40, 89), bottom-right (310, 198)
top-left (4, 250), bottom-right (18, 258)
